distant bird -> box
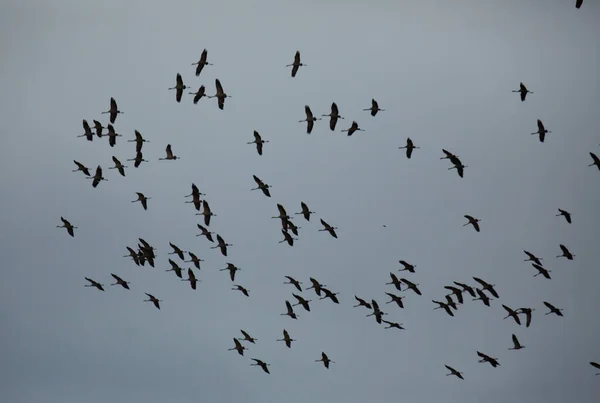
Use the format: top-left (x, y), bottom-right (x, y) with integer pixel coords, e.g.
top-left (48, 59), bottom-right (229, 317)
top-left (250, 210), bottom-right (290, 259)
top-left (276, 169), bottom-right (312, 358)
top-left (366, 299), bottom-right (388, 324)
top-left (92, 120), bottom-right (105, 138)
top-left (473, 288), bottom-right (492, 307)
top-left (208, 78), bottom-right (230, 110)
top-left (196, 201), bottom-right (217, 227)
top-left (106, 124), bottom-right (122, 147)
top-left (385, 292), bottom-right (405, 309)
top-left (588, 152), bottom-right (600, 171)
top-left (251, 175), bottom-right (272, 197)
top-left (363, 98), bottom-right (385, 116)
top-left (143, 293), bottom-right (161, 310)
top-left (57, 217), bottom-right (77, 237)
top-left (557, 244), bottom-right (575, 260)
top-left (509, 334), bottom-right (525, 350)
top-left (341, 120), bottom-right (364, 136)
top-left (316, 352), bottom-right (334, 369)
top-left (250, 358), bottom-right (270, 374)
top-left (185, 252), bottom-right (203, 270)
top-left (212, 234), bottom-right (232, 256)
top-left (556, 208), bottom-right (572, 224)
top-left (318, 219), bottom-right (338, 238)
top-left (286, 50), bottom-right (305, 78)
top-left (531, 119), bottom-right (551, 143)
top-left (453, 281), bottom-right (476, 298)
top-left (168, 242), bottom-right (187, 260)
top-left (128, 130), bottom-right (150, 153)
top-left (353, 296), bottom-right (372, 309)
top-left (240, 330), bottom-right (257, 344)
top-left (189, 85), bottom-right (206, 104)
top-left (432, 300), bottom-right (454, 317)
top-left (473, 277), bottom-right (499, 299)
top-left (279, 229), bottom-right (297, 246)
top-left (398, 260), bottom-right (417, 273)
top-left (445, 365), bottom-right (464, 380)
top-left (220, 263), bottom-right (240, 281)
top-left (84, 277), bottom-right (104, 291)
top-left (523, 250), bottom-right (543, 265)
top-left (191, 49), bottom-right (213, 76)
top-left (299, 105), bottom-right (320, 134)
top-left (441, 149), bottom-right (458, 160)
top-left (228, 338), bottom-right (246, 356)
top-left (277, 329), bottom-right (295, 348)
top-left (449, 161), bottom-right (467, 178)
top-left (516, 307), bottom-right (534, 327)
top-left (306, 277), bottom-right (326, 296)
top-left (401, 278), bottom-right (422, 295)
top-left (101, 97), bottom-right (123, 124)
top-left (463, 215), bottom-right (481, 232)
top-left (247, 131), bottom-right (269, 155)
top-left (281, 300), bottom-right (298, 319)
top-left (109, 156), bottom-right (127, 177)
top-left (77, 119), bottom-right (94, 141)
top-left (110, 273), bottom-right (130, 289)
top-left (382, 320), bottom-right (405, 330)
top-left (124, 247), bottom-right (140, 266)
top-left (159, 144), bottom-right (179, 160)
top-left (196, 223), bottom-right (215, 242)
top-left (512, 82), bottom-right (533, 102)
top-left (294, 202), bottom-right (315, 222)
top-left (87, 166), bottom-right (107, 188)
top-left (131, 192), bottom-right (150, 210)
top-left (589, 361), bottom-right (600, 375)
top-left (322, 102), bottom-right (344, 131)
top-left (284, 276), bottom-right (303, 292)
top-left (319, 287), bottom-right (340, 304)
top-left (168, 73), bottom-right (187, 103)
top-left (128, 151), bottom-right (148, 169)
top-left (477, 351), bottom-right (500, 368)
top-left (166, 259), bottom-right (184, 278)
top-left (444, 286), bottom-right (464, 304)
top-left (72, 160), bottom-right (91, 176)
top-left (292, 293), bottom-right (312, 311)
top-left (285, 219), bottom-right (301, 236)
top-left (398, 138), bottom-right (419, 159)
top-left (502, 305), bottom-right (521, 325)
top-left (543, 301), bottom-right (564, 316)
top-left (232, 284), bottom-right (250, 297)
top-left (576, 0), bottom-right (583, 9)
top-left (445, 295), bottom-right (458, 311)
top-left (386, 273), bottom-right (403, 292)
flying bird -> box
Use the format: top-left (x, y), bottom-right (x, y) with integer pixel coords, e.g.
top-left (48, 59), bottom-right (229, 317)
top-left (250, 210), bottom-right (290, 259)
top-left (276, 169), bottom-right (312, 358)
top-left (318, 219), bottom-right (338, 238)
top-left (109, 156), bottom-right (127, 177)
top-left (557, 244), bottom-right (575, 260)
top-left (385, 292), bottom-right (405, 309)
top-left (531, 263), bottom-right (551, 279)
top-left (72, 160), bottom-right (91, 176)
top-left (512, 82), bottom-right (533, 102)
top-left (196, 201), bottom-right (217, 227)
top-left (84, 277), bottom-right (104, 291)
top-left (284, 276), bottom-right (303, 292)
top-left (543, 301), bottom-right (564, 316)
top-left (168, 73), bottom-right (187, 103)
top-left (101, 97), bottom-right (123, 124)
top-left (127, 149), bottom-right (148, 168)
top-left (353, 296), bottom-right (372, 309)
top-left (477, 351), bottom-right (500, 368)
top-left (286, 50), bottom-right (305, 78)
top-left (168, 242), bottom-right (187, 260)
top-left (189, 85), bottom-right (206, 104)
top-left (322, 102), bottom-right (344, 131)
top-left (281, 300), bottom-right (298, 319)
top-left (433, 300), bottom-right (454, 317)
top-left (211, 234), bottom-right (232, 256)
top-left (509, 334), bottom-right (525, 350)
top-left (363, 98), bottom-right (385, 116)
top-left (315, 352), bottom-right (334, 369)
top-left (220, 263), bottom-right (240, 281)
top-left (247, 131), bottom-right (269, 155)
top-left (588, 152), bottom-right (600, 171)
top-left (453, 281), bottom-right (476, 298)
top-left (398, 260), bottom-right (417, 273)
top-left (531, 119), bottom-right (551, 142)
top-left (473, 288), bottom-right (493, 306)
top-left (399, 138), bottom-right (419, 159)
top-left (444, 286), bottom-right (464, 304)
top-left (57, 217), bottom-right (77, 237)
top-left (299, 105), bottom-right (320, 134)
top-left (250, 358), bottom-right (270, 374)
top-left (463, 215), bottom-right (481, 232)
top-left (295, 201), bottom-right (315, 221)
top-left (128, 130), bottom-right (150, 153)
top-left (228, 338), bottom-right (246, 356)
top-left (196, 223), bottom-right (215, 242)
top-left (445, 365), bottom-right (464, 380)
top-left (87, 166), bottom-right (107, 188)
top-left (208, 78), bottom-right (230, 110)
top-left (143, 293), bottom-right (162, 310)
top-left (341, 121), bottom-right (364, 136)
top-left (516, 307), bottom-right (534, 328)
top-left (92, 120), bottom-right (105, 138)
top-left (306, 277), bottom-right (326, 296)
top-left (159, 144), bottom-right (179, 160)
top-left (185, 252), bottom-right (203, 270)
top-left (251, 175), bottom-right (272, 197)
top-left (131, 192), bottom-right (150, 210)
top-left (106, 124), bottom-right (122, 147)
top-left (473, 277), bottom-right (499, 299)
top-left (382, 320), bottom-right (405, 330)
top-left (523, 250), bottom-right (543, 265)
top-left (555, 208), bottom-right (572, 224)
top-left (240, 330), bottom-right (257, 344)
top-left (386, 273), bottom-right (403, 291)
top-left (110, 274), bottom-right (130, 289)
top-left (77, 119), bottom-right (94, 141)
top-left (182, 268), bottom-right (199, 290)
top-left (232, 284), bottom-right (250, 297)
top-left (166, 259), bottom-right (184, 278)
top-left (279, 229), bottom-right (297, 246)
top-left (401, 278), bottom-right (422, 295)
top-left (191, 49), bottom-right (213, 76)
top-left (502, 305), bottom-right (521, 325)
top-left (277, 329), bottom-right (296, 348)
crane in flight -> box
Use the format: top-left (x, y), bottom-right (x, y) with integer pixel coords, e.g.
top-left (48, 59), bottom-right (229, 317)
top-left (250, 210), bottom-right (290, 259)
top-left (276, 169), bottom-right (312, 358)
top-left (512, 82), bottom-right (533, 102)
top-left (363, 98), bottom-right (385, 116)
top-left (101, 97), bottom-right (123, 124)
top-left (191, 49), bottom-right (213, 76)
top-left (444, 365), bottom-right (464, 380)
top-left (508, 334), bottom-right (525, 350)
top-left (57, 217), bottom-right (77, 237)
top-left (168, 73), bottom-right (187, 103)
top-left (286, 50), bottom-right (305, 78)
top-left (322, 102), bottom-right (344, 131)
top-left (84, 277), bottom-right (104, 291)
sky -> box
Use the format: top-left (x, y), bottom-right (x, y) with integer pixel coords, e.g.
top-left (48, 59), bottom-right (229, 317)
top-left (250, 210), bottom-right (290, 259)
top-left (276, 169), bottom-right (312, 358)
top-left (1, 0), bottom-right (599, 402)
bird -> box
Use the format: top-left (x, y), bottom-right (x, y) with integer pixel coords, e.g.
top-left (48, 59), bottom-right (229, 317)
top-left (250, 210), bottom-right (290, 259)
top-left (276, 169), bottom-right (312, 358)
top-left (196, 223), bottom-right (215, 242)
top-left (453, 281), bottom-right (476, 298)
top-left (185, 183), bottom-right (205, 210)
top-left (366, 299), bottom-right (388, 324)
top-left (127, 151), bottom-right (147, 168)
top-left (247, 131), bottom-right (269, 156)
top-left (319, 287), bottom-right (340, 304)
top-left (448, 161), bottom-right (467, 178)
top-left (124, 247), bottom-right (140, 266)
top-left (398, 260), bottom-right (417, 273)
top-left (92, 120), bottom-right (105, 138)
top-left (208, 78), bottom-right (230, 110)
top-left (473, 288), bottom-right (492, 307)
top-left (589, 361), bottom-right (600, 375)
top-left (516, 307), bottom-right (534, 327)
top-left (166, 259), bottom-right (184, 278)
top-left (182, 268), bottom-right (199, 290)
top-left (445, 365), bottom-right (464, 380)
top-left (322, 102), bottom-right (344, 131)
top-left (286, 50), bottom-right (305, 78)
top-left (228, 338), bottom-right (246, 356)
top-left (284, 276), bottom-right (303, 292)
top-left (306, 277), bottom-right (326, 296)
top-left (281, 300), bottom-right (298, 319)
top-left (401, 278), bottom-right (422, 295)
top-left (473, 277), bottom-right (499, 298)
top-left (509, 334), bottom-right (525, 350)
top-left (168, 242), bottom-right (187, 260)
top-left (57, 217), bottom-right (77, 237)
top-left (477, 351), bottom-right (500, 368)
top-left (531, 119), bottom-right (551, 143)
top-left (588, 152), bottom-right (600, 171)
top-left (382, 320), bottom-right (405, 330)
top-left (363, 98), bottom-right (385, 116)
top-left (220, 263), bottom-right (240, 281)
top-left (386, 273), bottom-right (403, 292)
top-left (295, 201), bottom-right (315, 221)
top-left (341, 121), bottom-right (364, 136)
top-left (299, 105), bottom-right (320, 134)
top-left (185, 252), bottom-right (203, 270)
top-left (240, 330), bottom-right (257, 344)
top-left (72, 160), bottom-right (91, 176)
top-left (108, 156), bottom-right (127, 177)
top-left (441, 149), bottom-right (458, 160)
top-left (86, 166), bottom-right (107, 188)
top-left (232, 284), bottom-right (250, 297)
top-left (576, 0), bottom-right (583, 9)
top-left (196, 201), bottom-right (217, 227)
top-left (168, 73), bottom-right (187, 103)
top-left (279, 229), bottom-right (297, 246)
top-left (251, 175), bottom-right (272, 197)
top-left (84, 277), bottom-right (104, 291)
top-left (399, 138), bottom-right (419, 159)
top-left (555, 208), bottom-right (572, 224)
top-left (445, 295), bottom-right (458, 311)
top-left (292, 294), bottom-right (312, 311)
top-left (523, 250), bottom-right (543, 265)
top-left (385, 292), bottom-right (405, 308)
top-left (191, 49), bottom-right (213, 76)
top-left (557, 244), bottom-right (575, 260)
top-left (110, 274), bottom-right (130, 290)
top-left (143, 293), bottom-right (162, 310)
top-left (353, 296), bottom-right (372, 309)
top-left (444, 286), bottom-right (464, 304)
top-left (277, 329), bottom-right (295, 348)
top-left (106, 124), bottom-right (122, 147)
top-left (463, 215), bottom-right (481, 232)
top-left (318, 219), bottom-right (338, 238)
top-left (316, 352), bottom-right (334, 369)
top-left (131, 192), bottom-right (150, 210)
top-left (77, 119), bottom-right (94, 141)
top-left (128, 130), bottom-right (150, 153)
top-left (512, 82), bottom-right (533, 102)
top-left (101, 97), bottom-right (123, 124)
top-left (432, 300), bottom-right (454, 317)
top-left (543, 301), bottom-right (564, 316)
top-left (159, 144), bottom-right (179, 160)
top-left (502, 305), bottom-right (522, 325)
top-left (250, 358), bottom-right (270, 374)
top-left (189, 85), bottom-right (206, 104)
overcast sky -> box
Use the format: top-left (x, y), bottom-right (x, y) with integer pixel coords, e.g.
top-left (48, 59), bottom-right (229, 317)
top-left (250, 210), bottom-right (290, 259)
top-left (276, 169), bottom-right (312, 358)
top-left (1, 1), bottom-right (599, 402)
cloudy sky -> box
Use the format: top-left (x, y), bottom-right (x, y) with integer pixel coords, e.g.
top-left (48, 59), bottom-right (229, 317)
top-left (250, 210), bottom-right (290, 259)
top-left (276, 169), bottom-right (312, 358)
top-left (1, 0), bottom-right (599, 402)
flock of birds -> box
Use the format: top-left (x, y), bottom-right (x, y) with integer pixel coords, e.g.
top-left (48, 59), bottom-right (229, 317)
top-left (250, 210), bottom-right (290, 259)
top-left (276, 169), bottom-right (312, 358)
top-left (58, 3), bottom-right (600, 380)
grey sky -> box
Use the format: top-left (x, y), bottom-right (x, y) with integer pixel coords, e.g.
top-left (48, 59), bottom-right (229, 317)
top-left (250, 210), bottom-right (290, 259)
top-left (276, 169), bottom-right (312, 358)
top-left (1, 0), bottom-right (599, 402)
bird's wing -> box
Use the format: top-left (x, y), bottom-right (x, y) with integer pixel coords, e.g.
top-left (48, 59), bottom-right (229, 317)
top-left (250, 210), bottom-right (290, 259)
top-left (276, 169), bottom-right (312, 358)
top-left (166, 144), bottom-right (173, 158)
